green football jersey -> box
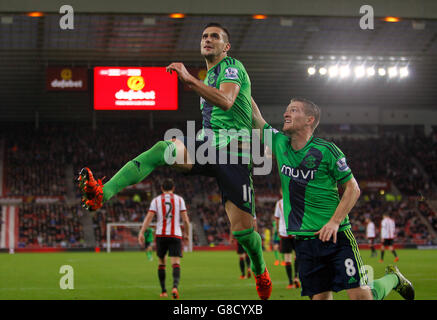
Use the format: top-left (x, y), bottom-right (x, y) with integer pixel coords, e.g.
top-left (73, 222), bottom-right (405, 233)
top-left (198, 56), bottom-right (252, 152)
top-left (272, 220), bottom-right (280, 241)
top-left (144, 227), bottom-right (154, 243)
top-left (263, 123), bottom-right (353, 236)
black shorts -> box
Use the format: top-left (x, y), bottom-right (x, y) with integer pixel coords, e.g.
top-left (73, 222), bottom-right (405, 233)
top-left (382, 239), bottom-right (394, 246)
top-left (178, 136), bottom-right (254, 215)
top-left (280, 237), bottom-right (295, 254)
top-left (295, 229), bottom-right (368, 297)
top-left (156, 237), bottom-right (182, 258)
top-left (237, 242), bottom-right (247, 255)
top-left (144, 241), bottom-right (152, 249)
top-left (367, 237), bottom-right (375, 245)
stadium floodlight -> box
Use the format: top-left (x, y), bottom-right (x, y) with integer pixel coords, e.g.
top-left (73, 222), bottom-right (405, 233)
top-left (319, 67), bottom-right (327, 75)
top-left (378, 68), bottom-right (386, 76)
top-left (366, 67), bottom-right (376, 77)
top-left (328, 66), bottom-right (338, 78)
top-left (307, 67), bottom-right (316, 75)
top-left (388, 66), bottom-right (398, 78)
top-left (354, 66), bottom-right (365, 78)
top-left (340, 66), bottom-right (350, 78)
top-left (399, 67), bottom-right (409, 78)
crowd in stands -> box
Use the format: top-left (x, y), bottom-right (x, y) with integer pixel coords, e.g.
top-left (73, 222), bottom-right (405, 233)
top-left (1, 123), bottom-right (436, 248)
top-left (17, 203), bottom-right (85, 248)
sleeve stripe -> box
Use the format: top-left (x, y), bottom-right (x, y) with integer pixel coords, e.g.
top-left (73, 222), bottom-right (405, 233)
top-left (337, 172), bottom-right (353, 184)
top-left (313, 139), bottom-right (341, 158)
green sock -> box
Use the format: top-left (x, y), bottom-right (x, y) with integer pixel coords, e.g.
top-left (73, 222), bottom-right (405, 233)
top-left (233, 228), bottom-right (266, 276)
top-left (146, 250), bottom-right (152, 260)
top-left (102, 141), bottom-right (175, 202)
top-left (371, 274), bottom-right (399, 300)
top-left (274, 250), bottom-right (280, 260)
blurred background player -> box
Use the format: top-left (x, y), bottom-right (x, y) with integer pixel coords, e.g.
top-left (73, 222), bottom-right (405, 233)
top-left (251, 97), bottom-right (414, 300)
top-left (78, 22), bottom-right (271, 300)
top-left (271, 219), bottom-right (284, 266)
top-left (143, 226), bottom-right (154, 261)
top-left (138, 179), bottom-right (190, 299)
top-left (380, 213), bottom-right (399, 263)
top-left (274, 189), bottom-right (300, 289)
top-left (365, 217), bottom-right (377, 258)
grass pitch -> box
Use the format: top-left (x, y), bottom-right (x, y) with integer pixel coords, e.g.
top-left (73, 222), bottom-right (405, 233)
top-left (0, 249), bottom-right (436, 300)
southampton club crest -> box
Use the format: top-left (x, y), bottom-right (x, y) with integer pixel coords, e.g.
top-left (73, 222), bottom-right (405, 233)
top-left (304, 155), bottom-right (317, 169)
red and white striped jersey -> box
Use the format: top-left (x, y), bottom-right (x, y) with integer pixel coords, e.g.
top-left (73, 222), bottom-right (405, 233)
top-left (274, 198), bottom-right (291, 238)
top-left (381, 217), bottom-right (396, 240)
top-left (148, 192), bottom-right (187, 239)
top-left (366, 221), bottom-right (376, 238)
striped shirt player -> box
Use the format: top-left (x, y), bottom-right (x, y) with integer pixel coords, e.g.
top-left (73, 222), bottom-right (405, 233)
top-left (366, 220), bottom-right (376, 239)
top-left (365, 218), bottom-right (377, 257)
top-left (380, 215), bottom-right (396, 246)
top-left (138, 179), bottom-right (190, 298)
top-left (379, 214), bottom-right (399, 262)
top-left (149, 192), bottom-right (187, 240)
top-left (274, 197), bottom-right (300, 288)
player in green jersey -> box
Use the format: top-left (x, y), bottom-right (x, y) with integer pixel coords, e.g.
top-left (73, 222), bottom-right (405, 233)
top-left (78, 23), bottom-right (271, 300)
top-left (142, 227), bottom-right (154, 261)
top-left (250, 97), bottom-right (414, 300)
top-left (271, 219), bottom-right (283, 266)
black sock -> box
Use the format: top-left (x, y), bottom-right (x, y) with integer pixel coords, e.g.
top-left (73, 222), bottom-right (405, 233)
top-left (239, 257), bottom-right (245, 276)
top-left (294, 257), bottom-right (299, 279)
top-left (381, 250), bottom-right (385, 260)
top-left (371, 246), bottom-right (375, 254)
top-left (285, 262), bottom-right (293, 284)
top-left (158, 264), bottom-right (166, 292)
top-left (245, 254), bottom-right (251, 265)
top-left (392, 250), bottom-right (398, 257)
top-left (172, 264), bottom-right (180, 289)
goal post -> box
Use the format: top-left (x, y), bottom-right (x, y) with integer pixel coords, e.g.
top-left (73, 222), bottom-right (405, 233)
top-left (106, 222), bottom-right (193, 253)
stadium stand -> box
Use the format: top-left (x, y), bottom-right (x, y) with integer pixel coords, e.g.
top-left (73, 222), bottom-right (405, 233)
top-left (0, 123), bottom-right (436, 248)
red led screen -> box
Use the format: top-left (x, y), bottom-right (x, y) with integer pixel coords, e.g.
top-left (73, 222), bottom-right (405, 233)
top-left (94, 67), bottom-right (178, 110)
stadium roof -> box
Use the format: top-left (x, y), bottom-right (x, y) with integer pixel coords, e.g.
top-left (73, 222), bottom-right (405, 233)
top-left (0, 12), bottom-right (436, 121)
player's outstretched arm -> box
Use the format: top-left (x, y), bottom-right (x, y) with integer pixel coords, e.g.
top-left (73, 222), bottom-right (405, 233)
top-left (166, 62), bottom-right (239, 111)
top-left (251, 97), bottom-right (267, 131)
top-left (315, 177), bottom-right (361, 243)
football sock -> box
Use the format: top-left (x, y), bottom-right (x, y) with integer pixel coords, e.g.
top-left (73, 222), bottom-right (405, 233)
top-left (158, 264), bottom-right (166, 292)
top-left (381, 250), bottom-right (385, 260)
top-left (172, 264), bottom-right (180, 289)
top-left (371, 274), bottom-right (399, 300)
top-left (294, 257), bottom-right (299, 278)
top-left (102, 140), bottom-right (175, 202)
top-left (232, 228), bottom-right (266, 276)
top-left (239, 257), bottom-right (245, 276)
top-left (392, 250), bottom-right (398, 257)
top-left (285, 262), bottom-right (292, 284)
top-left (146, 250), bottom-right (152, 260)
top-left (245, 254), bottom-right (251, 266)
top-left (274, 250), bottom-right (280, 260)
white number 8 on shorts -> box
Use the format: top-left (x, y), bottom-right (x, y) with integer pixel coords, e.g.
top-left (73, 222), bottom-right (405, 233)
top-left (344, 258), bottom-right (356, 277)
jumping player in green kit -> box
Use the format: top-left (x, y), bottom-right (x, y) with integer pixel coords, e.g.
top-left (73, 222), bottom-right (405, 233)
top-left (77, 23), bottom-right (271, 300)
top-left (250, 97), bottom-right (414, 300)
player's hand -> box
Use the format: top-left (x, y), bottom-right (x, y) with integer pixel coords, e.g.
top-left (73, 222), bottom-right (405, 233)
top-left (166, 62), bottom-right (194, 84)
top-left (183, 233), bottom-right (189, 242)
top-left (314, 220), bottom-right (340, 243)
top-left (138, 233), bottom-right (145, 245)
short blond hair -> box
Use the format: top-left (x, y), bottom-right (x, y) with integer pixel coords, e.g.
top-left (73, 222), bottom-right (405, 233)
top-left (291, 97), bottom-right (320, 130)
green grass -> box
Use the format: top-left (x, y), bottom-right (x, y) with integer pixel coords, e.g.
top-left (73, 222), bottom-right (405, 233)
top-left (0, 249), bottom-right (436, 300)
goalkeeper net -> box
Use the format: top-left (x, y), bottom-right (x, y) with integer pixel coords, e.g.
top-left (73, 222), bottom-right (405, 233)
top-left (105, 222), bottom-right (193, 253)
